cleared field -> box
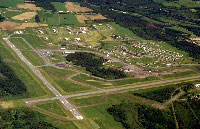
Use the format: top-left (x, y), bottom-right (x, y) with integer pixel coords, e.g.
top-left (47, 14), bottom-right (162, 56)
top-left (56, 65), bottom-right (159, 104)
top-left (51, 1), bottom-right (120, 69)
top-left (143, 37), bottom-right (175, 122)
top-left (60, 14), bottom-right (80, 25)
top-left (9, 38), bottom-right (31, 50)
top-left (51, 2), bottom-right (66, 11)
top-left (0, 21), bottom-right (20, 30)
top-left (35, 100), bottom-right (73, 118)
top-left (0, 0), bottom-right (24, 7)
top-left (87, 14), bottom-right (107, 20)
top-left (0, 21), bottom-right (48, 30)
top-left (13, 34), bottom-right (48, 49)
top-left (65, 1), bottom-right (93, 12)
top-left (12, 12), bottom-right (37, 21)
top-left (39, 67), bottom-right (93, 95)
top-left (21, 51), bottom-right (45, 66)
top-left (15, 23), bottom-right (48, 30)
top-left (75, 15), bottom-right (88, 24)
top-left (69, 94), bottom-right (106, 106)
top-left (38, 12), bottom-right (60, 26)
top-left (74, 94), bottom-right (126, 129)
top-left (17, 3), bottom-right (41, 11)
top-left (72, 74), bottom-right (159, 88)
top-left (161, 71), bottom-right (197, 79)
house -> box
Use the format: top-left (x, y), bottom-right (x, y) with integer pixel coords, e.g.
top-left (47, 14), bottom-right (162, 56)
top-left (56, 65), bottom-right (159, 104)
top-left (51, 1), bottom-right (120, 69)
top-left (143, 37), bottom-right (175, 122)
top-left (82, 31), bottom-right (87, 34)
top-left (38, 30), bottom-right (44, 34)
top-left (43, 37), bottom-right (49, 40)
top-left (75, 38), bottom-right (81, 41)
top-left (53, 29), bottom-right (58, 33)
top-left (64, 38), bottom-right (70, 41)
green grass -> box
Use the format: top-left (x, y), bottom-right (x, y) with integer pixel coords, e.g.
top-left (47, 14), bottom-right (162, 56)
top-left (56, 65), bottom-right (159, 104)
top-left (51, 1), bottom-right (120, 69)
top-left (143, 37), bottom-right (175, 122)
top-left (10, 37), bottom-right (32, 50)
top-left (41, 66), bottom-right (76, 77)
top-left (21, 51), bottom-right (45, 66)
top-left (38, 12), bottom-right (60, 26)
top-left (12, 34), bottom-right (48, 49)
top-left (109, 22), bottom-right (137, 37)
top-left (39, 67), bottom-right (93, 95)
top-left (0, 39), bottom-right (53, 100)
top-left (60, 13), bottom-right (80, 25)
top-left (0, 0), bottom-right (24, 7)
top-left (69, 94), bottom-right (106, 106)
top-left (35, 100), bottom-right (73, 118)
top-left (2, 10), bottom-right (23, 18)
top-left (161, 71), bottom-right (197, 79)
top-left (73, 73), bottom-right (160, 88)
top-left (51, 2), bottom-right (67, 11)
top-left (77, 104), bottom-right (124, 129)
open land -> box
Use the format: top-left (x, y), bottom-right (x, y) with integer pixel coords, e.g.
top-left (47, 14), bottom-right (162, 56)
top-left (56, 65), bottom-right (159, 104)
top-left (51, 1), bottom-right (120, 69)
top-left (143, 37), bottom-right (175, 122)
top-left (0, 0), bottom-right (200, 128)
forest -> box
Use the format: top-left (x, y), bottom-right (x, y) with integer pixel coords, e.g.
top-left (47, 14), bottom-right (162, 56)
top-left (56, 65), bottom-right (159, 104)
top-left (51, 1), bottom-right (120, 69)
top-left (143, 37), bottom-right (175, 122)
top-left (0, 58), bottom-right (26, 97)
top-left (0, 108), bottom-right (58, 128)
top-left (107, 102), bottom-right (176, 129)
top-left (66, 52), bottom-right (126, 79)
top-left (0, 15), bottom-right (4, 22)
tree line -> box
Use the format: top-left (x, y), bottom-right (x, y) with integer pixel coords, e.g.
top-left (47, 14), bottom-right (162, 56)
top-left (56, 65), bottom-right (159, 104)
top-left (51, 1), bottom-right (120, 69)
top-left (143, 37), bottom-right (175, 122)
top-left (66, 52), bottom-right (126, 79)
top-left (0, 58), bottom-right (26, 97)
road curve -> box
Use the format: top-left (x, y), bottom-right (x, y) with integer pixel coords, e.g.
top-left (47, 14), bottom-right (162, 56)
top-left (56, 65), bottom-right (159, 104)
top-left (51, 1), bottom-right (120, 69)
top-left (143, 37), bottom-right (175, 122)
top-left (3, 36), bottom-right (83, 120)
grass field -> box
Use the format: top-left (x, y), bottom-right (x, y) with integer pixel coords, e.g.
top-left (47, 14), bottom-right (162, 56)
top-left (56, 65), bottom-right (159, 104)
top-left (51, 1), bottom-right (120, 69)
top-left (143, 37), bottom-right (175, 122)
top-left (74, 94), bottom-right (126, 129)
top-left (38, 12), bottom-right (60, 26)
top-left (12, 34), bottom-right (48, 49)
top-left (9, 37), bottom-right (31, 50)
top-left (0, 0), bottom-right (24, 7)
top-left (39, 67), bottom-right (94, 95)
top-left (35, 100), bottom-right (73, 118)
top-left (161, 71), bottom-right (198, 79)
top-left (69, 94), bottom-right (106, 106)
top-left (51, 2), bottom-right (67, 12)
top-left (60, 13), bottom-right (79, 25)
top-left (21, 50), bottom-right (45, 66)
top-left (72, 73), bottom-right (160, 88)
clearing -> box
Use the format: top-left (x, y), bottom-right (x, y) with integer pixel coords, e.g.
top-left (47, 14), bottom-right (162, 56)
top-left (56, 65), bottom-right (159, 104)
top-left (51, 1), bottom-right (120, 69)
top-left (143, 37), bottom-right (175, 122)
top-left (17, 3), bottom-right (41, 11)
top-left (87, 14), bottom-right (107, 20)
top-left (65, 2), bottom-right (93, 12)
top-left (75, 15), bottom-right (88, 24)
top-left (12, 12), bottom-right (37, 20)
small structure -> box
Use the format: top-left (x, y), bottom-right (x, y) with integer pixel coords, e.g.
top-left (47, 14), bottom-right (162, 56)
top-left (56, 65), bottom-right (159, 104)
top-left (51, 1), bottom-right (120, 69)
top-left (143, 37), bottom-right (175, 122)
top-left (195, 84), bottom-right (200, 88)
top-left (61, 48), bottom-right (66, 50)
top-left (53, 28), bottom-right (58, 33)
top-left (38, 30), bottom-right (44, 34)
top-left (43, 37), bottom-right (49, 40)
top-left (82, 31), bottom-right (87, 34)
top-left (64, 38), bottom-right (70, 41)
top-left (75, 38), bottom-right (81, 41)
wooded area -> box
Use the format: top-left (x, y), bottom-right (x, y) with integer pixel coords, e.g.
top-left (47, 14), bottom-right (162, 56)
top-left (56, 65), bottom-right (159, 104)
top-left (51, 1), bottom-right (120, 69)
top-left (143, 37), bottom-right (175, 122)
top-left (66, 52), bottom-right (126, 79)
top-left (0, 58), bottom-right (26, 97)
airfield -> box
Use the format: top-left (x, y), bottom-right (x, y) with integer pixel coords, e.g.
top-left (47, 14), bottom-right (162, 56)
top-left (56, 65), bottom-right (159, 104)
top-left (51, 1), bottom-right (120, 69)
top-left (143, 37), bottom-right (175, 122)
top-left (0, 0), bottom-right (200, 128)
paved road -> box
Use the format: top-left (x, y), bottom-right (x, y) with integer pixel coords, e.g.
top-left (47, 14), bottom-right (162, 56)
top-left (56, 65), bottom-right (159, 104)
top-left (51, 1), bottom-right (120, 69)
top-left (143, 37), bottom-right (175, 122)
top-left (26, 74), bottom-right (200, 104)
top-left (3, 37), bottom-right (83, 120)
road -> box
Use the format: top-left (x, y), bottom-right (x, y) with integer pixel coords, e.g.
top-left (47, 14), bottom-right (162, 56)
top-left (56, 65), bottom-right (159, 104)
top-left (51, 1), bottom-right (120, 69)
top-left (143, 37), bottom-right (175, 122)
top-left (26, 74), bottom-right (200, 104)
top-left (3, 36), bottom-right (83, 120)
